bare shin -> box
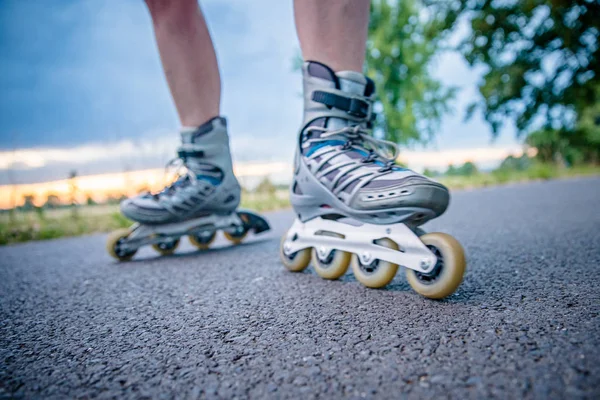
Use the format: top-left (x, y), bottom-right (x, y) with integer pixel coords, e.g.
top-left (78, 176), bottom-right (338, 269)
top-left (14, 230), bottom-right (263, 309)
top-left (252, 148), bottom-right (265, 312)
top-left (146, 0), bottom-right (221, 127)
top-left (294, 0), bottom-right (371, 73)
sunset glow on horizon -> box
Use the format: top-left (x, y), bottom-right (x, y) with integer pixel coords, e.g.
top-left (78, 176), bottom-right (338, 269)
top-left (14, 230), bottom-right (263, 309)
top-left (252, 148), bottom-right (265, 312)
top-left (0, 147), bottom-right (535, 209)
top-left (0, 162), bottom-right (292, 209)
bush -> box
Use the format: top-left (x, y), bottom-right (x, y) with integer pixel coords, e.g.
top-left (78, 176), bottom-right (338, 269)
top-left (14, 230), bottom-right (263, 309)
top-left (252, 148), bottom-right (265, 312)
top-left (527, 164), bottom-right (554, 180)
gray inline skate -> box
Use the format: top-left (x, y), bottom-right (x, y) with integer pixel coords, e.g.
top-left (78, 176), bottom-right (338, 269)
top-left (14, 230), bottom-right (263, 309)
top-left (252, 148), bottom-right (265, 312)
top-left (107, 117), bottom-right (270, 261)
top-left (280, 62), bottom-right (465, 299)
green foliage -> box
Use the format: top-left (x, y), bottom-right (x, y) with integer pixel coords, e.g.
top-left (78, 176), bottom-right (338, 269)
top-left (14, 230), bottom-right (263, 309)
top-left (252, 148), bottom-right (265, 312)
top-left (255, 177), bottom-right (276, 195)
top-left (0, 206), bottom-right (133, 245)
top-left (422, 167), bottom-right (439, 177)
top-left (527, 163), bottom-right (554, 180)
top-left (526, 124), bottom-right (600, 165)
top-left (574, 98), bottom-right (600, 163)
top-left (526, 129), bottom-right (568, 163)
top-left (21, 195), bottom-right (35, 210)
top-left (445, 161), bottom-right (479, 176)
top-left (44, 194), bottom-right (61, 208)
top-left (432, 0), bottom-right (600, 136)
top-left (367, 0), bottom-right (456, 145)
top-left (461, 161), bottom-right (478, 176)
top-left (498, 154), bottom-right (532, 171)
top-left (441, 160), bottom-right (600, 190)
top-left (111, 211), bottom-right (132, 228)
top-left (34, 206), bottom-right (45, 221)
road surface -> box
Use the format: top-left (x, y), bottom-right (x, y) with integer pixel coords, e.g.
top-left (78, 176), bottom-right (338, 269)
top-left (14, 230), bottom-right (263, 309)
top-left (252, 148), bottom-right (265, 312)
top-left (1, 177), bottom-right (599, 399)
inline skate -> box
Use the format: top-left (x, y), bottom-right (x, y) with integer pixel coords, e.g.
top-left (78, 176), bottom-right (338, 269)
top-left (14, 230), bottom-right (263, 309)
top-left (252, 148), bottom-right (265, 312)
top-left (107, 117), bottom-right (270, 261)
top-left (280, 62), bottom-right (465, 299)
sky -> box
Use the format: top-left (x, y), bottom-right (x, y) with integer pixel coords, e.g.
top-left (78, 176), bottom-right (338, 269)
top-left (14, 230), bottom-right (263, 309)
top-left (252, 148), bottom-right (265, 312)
top-left (0, 0), bottom-right (524, 187)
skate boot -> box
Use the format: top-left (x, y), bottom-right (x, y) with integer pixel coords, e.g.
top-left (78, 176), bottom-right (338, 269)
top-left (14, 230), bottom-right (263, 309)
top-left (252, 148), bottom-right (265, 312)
top-left (280, 61), bottom-right (465, 299)
top-left (107, 117), bottom-right (270, 261)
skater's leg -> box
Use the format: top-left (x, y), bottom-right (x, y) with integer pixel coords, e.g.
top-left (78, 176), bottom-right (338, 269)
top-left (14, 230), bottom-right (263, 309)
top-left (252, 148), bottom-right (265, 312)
top-left (291, 0), bottom-right (449, 223)
top-left (293, 0), bottom-right (370, 73)
top-left (145, 0), bottom-right (220, 126)
top-left (282, 1), bottom-right (464, 296)
top-left (121, 0), bottom-right (239, 225)
top-left (110, 1), bottom-right (272, 260)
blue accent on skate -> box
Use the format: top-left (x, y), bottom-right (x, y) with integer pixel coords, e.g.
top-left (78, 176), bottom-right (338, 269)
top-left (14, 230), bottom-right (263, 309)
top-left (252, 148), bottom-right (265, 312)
top-left (306, 139), bottom-right (408, 171)
top-left (196, 175), bottom-right (221, 185)
top-left (305, 140), bottom-right (345, 157)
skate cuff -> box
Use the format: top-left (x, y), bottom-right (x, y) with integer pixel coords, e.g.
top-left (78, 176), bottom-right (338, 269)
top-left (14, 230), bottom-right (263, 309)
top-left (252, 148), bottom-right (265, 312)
top-left (312, 90), bottom-right (373, 121)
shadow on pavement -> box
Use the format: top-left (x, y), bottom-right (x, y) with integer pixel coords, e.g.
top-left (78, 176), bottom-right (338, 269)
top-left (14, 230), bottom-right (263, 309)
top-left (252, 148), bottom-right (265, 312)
top-left (108, 235), bottom-right (276, 265)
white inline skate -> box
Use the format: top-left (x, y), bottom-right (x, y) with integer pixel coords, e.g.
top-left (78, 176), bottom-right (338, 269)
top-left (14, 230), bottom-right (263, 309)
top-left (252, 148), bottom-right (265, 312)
top-left (107, 117), bottom-right (270, 261)
top-left (280, 62), bottom-right (465, 299)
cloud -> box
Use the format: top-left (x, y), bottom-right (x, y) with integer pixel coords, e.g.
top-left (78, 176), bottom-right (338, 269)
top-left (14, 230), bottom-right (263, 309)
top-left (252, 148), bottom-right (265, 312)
top-left (0, 0), bottom-right (523, 187)
top-left (0, 130), bottom-right (294, 185)
top-left (0, 0), bottom-right (301, 151)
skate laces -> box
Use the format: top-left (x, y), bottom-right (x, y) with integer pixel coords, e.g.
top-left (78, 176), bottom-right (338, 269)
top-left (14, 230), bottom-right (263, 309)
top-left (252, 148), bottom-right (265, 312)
top-left (151, 157), bottom-right (197, 198)
top-left (305, 124), bottom-right (399, 171)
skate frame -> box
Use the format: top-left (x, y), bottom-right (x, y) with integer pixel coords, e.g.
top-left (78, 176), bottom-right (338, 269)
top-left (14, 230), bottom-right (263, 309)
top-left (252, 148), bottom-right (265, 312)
top-left (282, 217), bottom-right (438, 274)
top-left (120, 212), bottom-right (244, 251)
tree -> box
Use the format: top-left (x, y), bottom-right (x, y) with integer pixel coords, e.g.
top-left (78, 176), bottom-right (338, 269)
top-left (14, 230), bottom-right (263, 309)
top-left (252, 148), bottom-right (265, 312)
top-left (44, 194), bottom-right (61, 209)
top-left (22, 194), bottom-right (35, 211)
top-left (574, 96), bottom-right (600, 163)
top-left (459, 161), bottom-right (479, 176)
top-left (68, 170), bottom-right (79, 218)
top-left (527, 123), bottom-right (600, 166)
top-left (367, 0), bottom-right (456, 144)
top-left (446, 161), bottom-right (478, 176)
top-left (445, 164), bottom-right (459, 176)
top-left (68, 170), bottom-right (78, 205)
top-left (526, 129), bottom-right (567, 163)
top-left (498, 154), bottom-right (532, 171)
top-left (422, 167), bottom-right (439, 177)
top-left (432, 0), bottom-right (600, 136)
top-left (255, 177), bottom-right (276, 195)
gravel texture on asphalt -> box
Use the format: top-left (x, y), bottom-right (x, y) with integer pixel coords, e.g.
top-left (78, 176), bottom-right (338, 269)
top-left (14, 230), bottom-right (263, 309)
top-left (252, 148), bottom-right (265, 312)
top-left (1, 177), bottom-right (599, 399)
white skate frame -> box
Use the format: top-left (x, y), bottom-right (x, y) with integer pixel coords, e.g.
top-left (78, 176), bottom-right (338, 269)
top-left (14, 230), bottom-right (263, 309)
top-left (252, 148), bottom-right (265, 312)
top-left (282, 217), bottom-right (437, 274)
top-left (120, 213), bottom-right (243, 251)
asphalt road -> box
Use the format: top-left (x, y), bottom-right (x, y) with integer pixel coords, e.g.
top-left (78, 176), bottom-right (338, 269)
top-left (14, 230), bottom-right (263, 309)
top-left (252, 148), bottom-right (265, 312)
top-left (1, 177), bottom-right (599, 399)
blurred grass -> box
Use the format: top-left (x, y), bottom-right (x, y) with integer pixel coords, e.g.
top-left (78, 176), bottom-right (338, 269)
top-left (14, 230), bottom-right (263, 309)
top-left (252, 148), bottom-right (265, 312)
top-left (0, 206), bottom-right (131, 245)
top-left (0, 191), bottom-right (290, 245)
top-left (1, 164), bottom-right (599, 245)
top-left (436, 163), bottom-right (600, 190)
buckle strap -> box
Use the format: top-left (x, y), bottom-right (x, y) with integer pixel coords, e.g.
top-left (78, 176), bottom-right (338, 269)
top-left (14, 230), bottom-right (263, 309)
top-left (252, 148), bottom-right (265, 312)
top-left (177, 149), bottom-right (204, 159)
top-left (312, 90), bottom-right (372, 119)
top-left (177, 142), bottom-right (225, 159)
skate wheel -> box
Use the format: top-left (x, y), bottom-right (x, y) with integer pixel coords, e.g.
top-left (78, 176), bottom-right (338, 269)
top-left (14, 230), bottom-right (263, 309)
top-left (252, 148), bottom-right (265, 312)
top-left (280, 235), bottom-right (311, 272)
top-left (311, 246), bottom-right (351, 280)
top-left (189, 231), bottom-right (216, 250)
top-left (224, 230), bottom-right (248, 245)
top-left (106, 228), bottom-right (136, 262)
top-left (152, 238), bottom-right (180, 256)
top-left (351, 238), bottom-right (399, 288)
top-left (406, 232), bottom-right (466, 299)
top-left (224, 212), bottom-right (250, 245)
